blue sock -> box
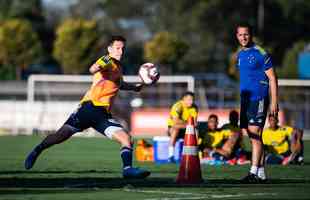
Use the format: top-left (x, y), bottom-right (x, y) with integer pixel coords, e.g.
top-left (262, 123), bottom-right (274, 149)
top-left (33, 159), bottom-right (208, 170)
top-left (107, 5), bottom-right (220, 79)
top-left (120, 147), bottom-right (132, 170)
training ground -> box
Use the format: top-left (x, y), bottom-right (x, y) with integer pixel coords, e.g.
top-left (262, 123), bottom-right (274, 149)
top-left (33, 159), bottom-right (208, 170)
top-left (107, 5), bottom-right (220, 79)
top-left (0, 135), bottom-right (309, 200)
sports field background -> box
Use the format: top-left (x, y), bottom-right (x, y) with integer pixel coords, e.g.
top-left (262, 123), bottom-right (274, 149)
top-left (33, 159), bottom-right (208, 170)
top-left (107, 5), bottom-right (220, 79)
top-left (0, 135), bottom-right (309, 200)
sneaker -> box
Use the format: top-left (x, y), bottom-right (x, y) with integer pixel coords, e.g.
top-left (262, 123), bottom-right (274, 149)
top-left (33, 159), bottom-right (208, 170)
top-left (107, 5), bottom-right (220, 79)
top-left (282, 156), bottom-right (291, 165)
top-left (24, 150), bottom-right (40, 170)
top-left (123, 167), bottom-right (151, 179)
top-left (241, 173), bottom-right (266, 184)
top-left (297, 156), bottom-right (304, 165)
top-left (227, 158), bottom-right (237, 165)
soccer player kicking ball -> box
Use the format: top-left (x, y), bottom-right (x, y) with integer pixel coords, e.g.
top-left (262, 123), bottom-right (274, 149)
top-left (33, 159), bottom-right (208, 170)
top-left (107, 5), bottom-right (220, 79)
top-left (235, 23), bottom-right (279, 183)
top-left (25, 35), bottom-right (150, 179)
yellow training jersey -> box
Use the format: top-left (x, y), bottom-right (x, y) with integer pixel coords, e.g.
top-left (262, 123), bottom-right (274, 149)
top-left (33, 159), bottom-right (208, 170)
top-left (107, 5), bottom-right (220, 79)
top-left (80, 55), bottom-right (122, 111)
top-left (262, 126), bottom-right (294, 155)
top-left (221, 123), bottom-right (244, 148)
top-left (198, 129), bottom-right (232, 149)
top-left (167, 100), bottom-right (198, 127)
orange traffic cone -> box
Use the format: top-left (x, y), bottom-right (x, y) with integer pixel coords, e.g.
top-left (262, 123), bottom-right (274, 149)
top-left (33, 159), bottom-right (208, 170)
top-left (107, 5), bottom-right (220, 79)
top-left (176, 116), bottom-right (203, 184)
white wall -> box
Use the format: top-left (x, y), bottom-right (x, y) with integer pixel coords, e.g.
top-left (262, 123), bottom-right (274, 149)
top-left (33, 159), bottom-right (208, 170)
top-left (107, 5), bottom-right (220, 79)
top-left (0, 101), bottom-right (78, 135)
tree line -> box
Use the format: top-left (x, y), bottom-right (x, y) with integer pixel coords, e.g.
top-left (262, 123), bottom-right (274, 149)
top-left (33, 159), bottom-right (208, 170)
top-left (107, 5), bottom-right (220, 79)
top-left (0, 0), bottom-right (309, 80)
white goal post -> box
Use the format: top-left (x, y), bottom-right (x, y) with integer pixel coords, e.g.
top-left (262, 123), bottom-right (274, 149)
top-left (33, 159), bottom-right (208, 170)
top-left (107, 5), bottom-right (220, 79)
top-left (27, 74), bottom-right (195, 102)
top-left (278, 79), bottom-right (310, 87)
top-left (27, 76), bottom-right (310, 102)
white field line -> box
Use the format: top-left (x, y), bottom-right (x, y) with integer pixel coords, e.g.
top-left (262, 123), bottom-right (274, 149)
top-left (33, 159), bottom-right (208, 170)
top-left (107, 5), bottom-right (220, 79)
top-left (116, 189), bottom-right (278, 200)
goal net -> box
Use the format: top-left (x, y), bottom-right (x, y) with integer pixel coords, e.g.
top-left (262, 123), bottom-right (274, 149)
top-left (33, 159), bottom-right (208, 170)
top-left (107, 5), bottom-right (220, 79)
top-left (278, 79), bottom-right (310, 130)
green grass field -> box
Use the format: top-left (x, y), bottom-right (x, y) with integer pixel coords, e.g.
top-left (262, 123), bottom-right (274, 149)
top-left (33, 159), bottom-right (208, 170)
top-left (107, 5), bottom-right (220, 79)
top-left (0, 135), bottom-right (309, 200)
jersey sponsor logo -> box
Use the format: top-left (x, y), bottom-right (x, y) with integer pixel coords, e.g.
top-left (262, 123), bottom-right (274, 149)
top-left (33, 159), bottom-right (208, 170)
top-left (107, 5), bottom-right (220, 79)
top-left (259, 80), bottom-right (268, 85)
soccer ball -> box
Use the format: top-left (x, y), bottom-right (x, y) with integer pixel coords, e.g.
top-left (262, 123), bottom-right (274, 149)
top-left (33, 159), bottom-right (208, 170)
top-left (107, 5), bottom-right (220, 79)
top-left (138, 63), bottom-right (160, 85)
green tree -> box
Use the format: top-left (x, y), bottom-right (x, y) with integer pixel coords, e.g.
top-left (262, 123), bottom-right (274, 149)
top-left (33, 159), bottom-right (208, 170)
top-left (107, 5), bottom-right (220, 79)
top-left (0, 0), bottom-right (41, 20)
top-left (278, 40), bottom-right (308, 79)
top-left (0, 19), bottom-right (42, 80)
top-left (144, 31), bottom-right (188, 73)
top-left (53, 18), bottom-right (102, 74)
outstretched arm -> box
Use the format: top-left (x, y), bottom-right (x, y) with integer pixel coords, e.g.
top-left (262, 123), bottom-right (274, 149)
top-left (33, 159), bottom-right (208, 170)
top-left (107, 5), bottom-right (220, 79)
top-left (89, 55), bottom-right (112, 74)
top-left (290, 128), bottom-right (303, 154)
top-left (216, 131), bottom-right (240, 158)
top-left (89, 63), bottom-right (103, 74)
top-left (120, 81), bottom-right (144, 92)
top-left (283, 128), bottom-right (303, 165)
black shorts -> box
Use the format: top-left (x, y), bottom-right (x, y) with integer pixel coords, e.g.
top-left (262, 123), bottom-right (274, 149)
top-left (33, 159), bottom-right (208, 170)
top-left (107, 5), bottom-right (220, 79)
top-left (240, 93), bottom-right (269, 129)
top-left (64, 101), bottom-right (123, 138)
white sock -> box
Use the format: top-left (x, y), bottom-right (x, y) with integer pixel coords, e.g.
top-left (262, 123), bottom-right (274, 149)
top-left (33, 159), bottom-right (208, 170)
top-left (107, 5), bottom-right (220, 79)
top-left (250, 165), bottom-right (258, 175)
top-left (168, 146), bottom-right (174, 158)
top-left (257, 167), bottom-right (266, 180)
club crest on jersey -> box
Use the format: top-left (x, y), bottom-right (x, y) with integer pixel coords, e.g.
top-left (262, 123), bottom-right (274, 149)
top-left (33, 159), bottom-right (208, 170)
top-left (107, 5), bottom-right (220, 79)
top-left (248, 54), bottom-right (256, 64)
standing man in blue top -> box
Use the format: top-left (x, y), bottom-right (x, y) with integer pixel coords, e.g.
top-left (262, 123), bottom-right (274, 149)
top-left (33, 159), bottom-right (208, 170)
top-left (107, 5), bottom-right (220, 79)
top-left (235, 23), bottom-right (279, 183)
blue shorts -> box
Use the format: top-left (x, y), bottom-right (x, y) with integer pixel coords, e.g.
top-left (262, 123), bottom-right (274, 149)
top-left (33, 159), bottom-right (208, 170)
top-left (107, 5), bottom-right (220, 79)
top-left (240, 93), bottom-right (269, 129)
top-left (64, 101), bottom-right (124, 138)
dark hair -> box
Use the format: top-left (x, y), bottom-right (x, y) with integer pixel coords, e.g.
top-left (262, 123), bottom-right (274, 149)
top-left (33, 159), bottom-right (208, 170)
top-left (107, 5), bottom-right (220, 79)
top-left (236, 22), bottom-right (253, 35)
top-left (107, 35), bottom-right (126, 47)
top-left (229, 110), bottom-right (239, 121)
top-left (228, 110), bottom-right (239, 126)
top-left (182, 91), bottom-right (195, 99)
top-left (208, 114), bottom-right (218, 121)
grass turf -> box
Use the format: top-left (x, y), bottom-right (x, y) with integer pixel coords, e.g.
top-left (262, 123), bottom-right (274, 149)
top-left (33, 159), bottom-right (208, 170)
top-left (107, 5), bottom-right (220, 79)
top-left (0, 135), bottom-right (309, 200)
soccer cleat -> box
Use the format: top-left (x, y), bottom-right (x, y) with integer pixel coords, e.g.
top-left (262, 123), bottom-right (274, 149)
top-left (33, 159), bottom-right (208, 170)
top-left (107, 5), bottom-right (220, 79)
top-left (240, 173), bottom-right (266, 184)
top-left (123, 167), bottom-right (151, 179)
top-left (24, 150), bottom-right (40, 170)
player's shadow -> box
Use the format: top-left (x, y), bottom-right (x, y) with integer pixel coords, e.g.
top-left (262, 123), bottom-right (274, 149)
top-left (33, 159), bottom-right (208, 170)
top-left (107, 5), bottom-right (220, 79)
top-left (0, 176), bottom-right (309, 189)
top-left (0, 169), bottom-right (116, 174)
